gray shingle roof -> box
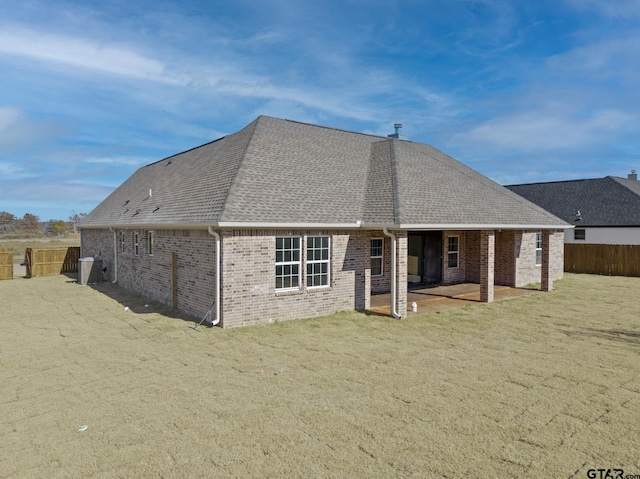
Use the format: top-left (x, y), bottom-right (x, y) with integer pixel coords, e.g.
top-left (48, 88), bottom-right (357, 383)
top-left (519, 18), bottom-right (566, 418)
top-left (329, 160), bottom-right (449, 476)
top-left (80, 116), bottom-right (567, 229)
top-left (507, 176), bottom-right (640, 227)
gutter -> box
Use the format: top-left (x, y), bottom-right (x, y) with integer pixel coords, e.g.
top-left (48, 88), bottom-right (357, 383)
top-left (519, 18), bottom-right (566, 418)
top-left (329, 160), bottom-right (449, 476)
top-left (81, 221), bottom-right (572, 231)
top-left (383, 227), bottom-right (401, 319)
top-left (207, 226), bottom-right (222, 326)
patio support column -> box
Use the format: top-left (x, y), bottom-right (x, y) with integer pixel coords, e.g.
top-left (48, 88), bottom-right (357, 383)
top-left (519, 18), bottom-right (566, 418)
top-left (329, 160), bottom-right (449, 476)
top-left (396, 232), bottom-right (408, 318)
top-left (480, 230), bottom-right (495, 302)
top-left (541, 230), bottom-right (553, 292)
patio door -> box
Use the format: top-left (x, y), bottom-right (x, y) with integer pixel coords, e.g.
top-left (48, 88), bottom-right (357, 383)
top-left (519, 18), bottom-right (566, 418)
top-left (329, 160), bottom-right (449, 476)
top-left (408, 232), bottom-right (443, 285)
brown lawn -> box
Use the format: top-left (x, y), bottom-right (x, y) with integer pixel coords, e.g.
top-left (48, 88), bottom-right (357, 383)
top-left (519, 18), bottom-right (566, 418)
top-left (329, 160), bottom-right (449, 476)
top-left (0, 273), bottom-right (639, 478)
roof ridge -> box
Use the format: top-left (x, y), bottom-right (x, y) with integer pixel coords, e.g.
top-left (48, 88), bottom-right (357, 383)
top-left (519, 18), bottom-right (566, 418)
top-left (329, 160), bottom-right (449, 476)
top-left (280, 116), bottom-right (402, 142)
top-left (506, 177), bottom-right (607, 187)
top-left (388, 139), bottom-right (402, 224)
top-left (143, 136), bottom-right (227, 169)
top-left (216, 117), bottom-right (261, 222)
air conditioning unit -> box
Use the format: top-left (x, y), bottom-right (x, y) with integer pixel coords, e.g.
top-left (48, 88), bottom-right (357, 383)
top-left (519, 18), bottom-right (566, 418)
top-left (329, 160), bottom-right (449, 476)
top-left (78, 257), bottom-right (103, 285)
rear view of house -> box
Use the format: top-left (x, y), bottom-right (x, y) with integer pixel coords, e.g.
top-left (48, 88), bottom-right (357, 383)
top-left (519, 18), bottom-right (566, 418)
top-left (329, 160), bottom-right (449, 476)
top-left (80, 116), bottom-right (568, 327)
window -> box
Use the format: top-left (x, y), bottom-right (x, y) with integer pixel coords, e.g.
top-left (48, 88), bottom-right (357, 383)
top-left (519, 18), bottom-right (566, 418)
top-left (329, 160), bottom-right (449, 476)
top-left (371, 238), bottom-right (384, 277)
top-left (307, 236), bottom-right (330, 288)
top-left (447, 236), bottom-right (459, 268)
top-left (120, 232), bottom-right (125, 253)
top-left (535, 232), bottom-right (543, 266)
top-left (147, 231), bottom-right (155, 256)
top-left (574, 229), bottom-right (586, 241)
top-left (133, 232), bottom-right (139, 256)
top-left (275, 237), bottom-right (301, 290)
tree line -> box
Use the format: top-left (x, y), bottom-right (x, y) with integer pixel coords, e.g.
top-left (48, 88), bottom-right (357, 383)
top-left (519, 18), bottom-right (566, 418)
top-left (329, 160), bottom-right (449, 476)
top-left (0, 211), bottom-right (87, 236)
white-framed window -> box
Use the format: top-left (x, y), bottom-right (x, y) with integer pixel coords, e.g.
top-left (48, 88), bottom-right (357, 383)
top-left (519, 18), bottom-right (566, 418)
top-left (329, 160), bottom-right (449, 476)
top-left (535, 232), bottom-right (543, 266)
top-left (133, 232), bottom-right (139, 256)
top-left (275, 237), bottom-right (301, 290)
top-left (447, 236), bottom-right (459, 268)
top-left (307, 236), bottom-right (330, 288)
top-left (120, 232), bottom-right (125, 254)
top-left (574, 229), bottom-right (585, 241)
top-left (147, 231), bottom-right (155, 256)
top-left (371, 238), bottom-right (384, 277)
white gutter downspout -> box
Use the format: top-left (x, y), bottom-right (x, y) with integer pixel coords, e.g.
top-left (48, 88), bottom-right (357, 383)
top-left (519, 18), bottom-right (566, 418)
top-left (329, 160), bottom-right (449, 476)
top-left (383, 227), bottom-right (401, 319)
top-left (110, 227), bottom-right (118, 283)
top-left (207, 226), bottom-right (221, 326)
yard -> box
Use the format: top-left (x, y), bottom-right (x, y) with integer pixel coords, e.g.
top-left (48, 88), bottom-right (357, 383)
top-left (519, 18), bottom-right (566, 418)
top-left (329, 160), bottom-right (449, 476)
top-left (0, 273), bottom-right (639, 478)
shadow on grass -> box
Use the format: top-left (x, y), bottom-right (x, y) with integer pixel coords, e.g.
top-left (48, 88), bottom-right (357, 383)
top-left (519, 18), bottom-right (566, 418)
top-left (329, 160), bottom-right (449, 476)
top-left (562, 327), bottom-right (640, 346)
top-left (66, 274), bottom-right (199, 325)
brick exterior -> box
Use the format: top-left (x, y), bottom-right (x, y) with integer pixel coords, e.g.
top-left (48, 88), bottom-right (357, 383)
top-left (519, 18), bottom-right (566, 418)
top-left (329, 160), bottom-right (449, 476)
top-left (80, 226), bottom-right (564, 328)
top-left (220, 229), bottom-right (372, 328)
top-left (480, 230), bottom-right (495, 302)
top-left (82, 229), bottom-right (217, 320)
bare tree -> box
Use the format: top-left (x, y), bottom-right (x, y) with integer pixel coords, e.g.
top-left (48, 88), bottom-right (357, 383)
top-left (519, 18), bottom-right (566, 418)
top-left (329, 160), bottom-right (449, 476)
top-left (69, 211), bottom-right (87, 234)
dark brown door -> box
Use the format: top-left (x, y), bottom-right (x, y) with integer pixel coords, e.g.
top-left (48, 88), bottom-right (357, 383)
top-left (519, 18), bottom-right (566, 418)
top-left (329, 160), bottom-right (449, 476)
top-left (423, 231), bottom-right (443, 284)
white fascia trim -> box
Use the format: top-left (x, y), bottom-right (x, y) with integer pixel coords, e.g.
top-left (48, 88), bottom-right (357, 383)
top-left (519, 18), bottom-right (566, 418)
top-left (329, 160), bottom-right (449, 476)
top-left (79, 223), bottom-right (213, 230)
top-left (392, 223), bottom-right (573, 230)
top-left (215, 222), bottom-right (363, 229)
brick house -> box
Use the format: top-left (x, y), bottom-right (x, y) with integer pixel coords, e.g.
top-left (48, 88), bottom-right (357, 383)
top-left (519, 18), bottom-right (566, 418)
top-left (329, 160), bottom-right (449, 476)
top-left (507, 172), bottom-right (640, 245)
top-left (79, 116), bottom-right (568, 327)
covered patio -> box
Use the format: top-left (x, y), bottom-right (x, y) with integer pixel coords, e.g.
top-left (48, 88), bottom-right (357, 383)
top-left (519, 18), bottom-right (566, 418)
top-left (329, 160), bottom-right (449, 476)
top-left (369, 282), bottom-right (541, 316)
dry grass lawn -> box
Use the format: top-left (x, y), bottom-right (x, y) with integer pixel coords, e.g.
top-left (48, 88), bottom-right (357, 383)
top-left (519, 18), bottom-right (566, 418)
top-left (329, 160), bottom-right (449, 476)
top-left (1, 273), bottom-right (639, 478)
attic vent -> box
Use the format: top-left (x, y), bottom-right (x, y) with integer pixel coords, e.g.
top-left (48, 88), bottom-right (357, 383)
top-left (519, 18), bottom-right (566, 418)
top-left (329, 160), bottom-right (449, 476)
top-left (167, 159), bottom-right (173, 165)
top-left (153, 205), bottom-right (161, 212)
top-left (119, 208), bottom-right (129, 216)
top-left (123, 200), bottom-right (130, 206)
top-left (133, 209), bottom-right (141, 216)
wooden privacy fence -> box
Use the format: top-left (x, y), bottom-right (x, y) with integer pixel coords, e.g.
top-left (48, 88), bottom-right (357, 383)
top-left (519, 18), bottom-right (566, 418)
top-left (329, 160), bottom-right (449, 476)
top-left (565, 243), bottom-right (640, 277)
top-left (25, 247), bottom-right (81, 278)
top-left (0, 250), bottom-right (12, 280)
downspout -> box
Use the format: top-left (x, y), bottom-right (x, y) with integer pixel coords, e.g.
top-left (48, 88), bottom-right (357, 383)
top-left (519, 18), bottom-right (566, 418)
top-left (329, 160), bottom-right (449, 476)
top-left (207, 226), bottom-right (221, 326)
top-left (383, 227), bottom-right (401, 319)
top-left (110, 227), bottom-right (118, 284)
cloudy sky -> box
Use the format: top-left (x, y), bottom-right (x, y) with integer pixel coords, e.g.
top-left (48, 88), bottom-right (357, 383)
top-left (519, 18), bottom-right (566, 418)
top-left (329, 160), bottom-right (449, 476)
top-left (1, 0), bottom-right (638, 221)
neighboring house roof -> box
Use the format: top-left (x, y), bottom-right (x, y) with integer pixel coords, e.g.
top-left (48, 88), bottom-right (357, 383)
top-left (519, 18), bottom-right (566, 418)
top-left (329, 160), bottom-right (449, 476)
top-left (507, 176), bottom-right (640, 227)
top-left (80, 116), bottom-right (567, 230)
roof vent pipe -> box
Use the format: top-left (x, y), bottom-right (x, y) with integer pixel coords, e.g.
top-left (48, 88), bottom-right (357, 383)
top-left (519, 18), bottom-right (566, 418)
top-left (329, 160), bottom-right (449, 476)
top-left (388, 123), bottom-right (406, 140)
top-left (629, 170), bottom-right (637, 181)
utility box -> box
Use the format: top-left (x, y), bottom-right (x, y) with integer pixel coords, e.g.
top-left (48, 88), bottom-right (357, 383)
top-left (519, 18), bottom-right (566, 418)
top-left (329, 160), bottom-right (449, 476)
top-left (78, 258), bottom-right (103, 285)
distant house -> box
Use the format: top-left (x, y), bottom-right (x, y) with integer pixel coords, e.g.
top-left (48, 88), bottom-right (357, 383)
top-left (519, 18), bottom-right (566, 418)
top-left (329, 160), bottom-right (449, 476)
top-left (507, 172), bottom-right (640, 245)
top-left (79, 116), bottom-right (568, 328)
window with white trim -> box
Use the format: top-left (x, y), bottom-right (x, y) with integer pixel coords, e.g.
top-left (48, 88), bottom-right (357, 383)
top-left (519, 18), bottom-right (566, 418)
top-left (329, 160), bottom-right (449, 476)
top-left (535, 232), bottom-right (543, 266)
top-left (371, 238), bottom-right (383, 277)
top-left (120, 232), bottom-right (125, 254)
top-left (574, 229), bottom-right (585, 241)
top-left (447, 236), bottom-right (459, 268)
top-left (133, 232), bottom-right (139, 256)
top-left (147, 231), bottom-right (155, 256)
top-left (275, 237), bottom-right (301, 290)
top-left (307, 236), bottom-right (330, 288)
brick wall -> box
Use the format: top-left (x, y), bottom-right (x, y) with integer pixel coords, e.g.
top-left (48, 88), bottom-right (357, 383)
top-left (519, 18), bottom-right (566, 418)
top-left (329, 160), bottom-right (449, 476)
top-left (220, 229), bottom-right (372, 328)
top-left (82, 228), bottom-right (218, 320)
top-left (80, 229), bottom-right (116, 281)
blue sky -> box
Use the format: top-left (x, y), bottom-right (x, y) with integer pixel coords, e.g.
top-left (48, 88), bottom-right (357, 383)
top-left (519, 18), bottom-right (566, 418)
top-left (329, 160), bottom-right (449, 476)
top-left (1, 0), bottom-right (639, 221)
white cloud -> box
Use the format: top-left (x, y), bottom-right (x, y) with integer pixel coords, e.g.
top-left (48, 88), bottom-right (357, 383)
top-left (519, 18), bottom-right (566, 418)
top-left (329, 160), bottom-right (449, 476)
top-left (84, 156), bottom-right (152, 166)
top-left (452, 107), bottom-right (635, 152)
top-left (0, 161), bottom-right (33, 179)
top-left (0, 26), bottom-right (185, 84)
top-left (564, 0), bottom-right (640, 18)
